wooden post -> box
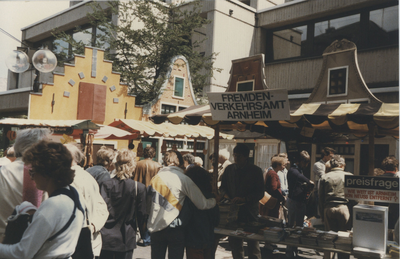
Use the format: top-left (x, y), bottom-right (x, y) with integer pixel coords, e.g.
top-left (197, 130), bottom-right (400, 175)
top-left (193, 138), bottom-right (197, 155)
top-left (368, 122), bottom-right (375, 176)
top-left (212, 125), bottom-right (220, 194)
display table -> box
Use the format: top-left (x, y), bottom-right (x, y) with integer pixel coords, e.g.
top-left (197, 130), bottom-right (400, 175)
top-left (214, 226), bottom-right (353, 255)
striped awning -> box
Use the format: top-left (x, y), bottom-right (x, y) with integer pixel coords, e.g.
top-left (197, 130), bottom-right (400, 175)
top-left (94, 125), bottom-right (138, 140)
top-left (108, 119), bottom-right (234, 140)
top-left (151, 103), bottom-right (399, 139)
top-left (0, 118), bottom-right (100, 130)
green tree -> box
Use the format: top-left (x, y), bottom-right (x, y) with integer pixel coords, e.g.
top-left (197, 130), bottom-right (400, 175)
top-left (54, 0), bottom-right (220, 105)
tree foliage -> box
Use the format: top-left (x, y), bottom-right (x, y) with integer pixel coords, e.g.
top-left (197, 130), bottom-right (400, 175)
top-left (54, 0), bottom-right (220, 105)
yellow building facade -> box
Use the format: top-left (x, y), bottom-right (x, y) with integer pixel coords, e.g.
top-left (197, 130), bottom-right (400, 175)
top-left (29, 47), bottom-right (142, 125)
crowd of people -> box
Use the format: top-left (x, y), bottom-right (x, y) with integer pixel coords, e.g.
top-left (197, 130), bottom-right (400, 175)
top-left (0, 128), bottom-right (398, 259)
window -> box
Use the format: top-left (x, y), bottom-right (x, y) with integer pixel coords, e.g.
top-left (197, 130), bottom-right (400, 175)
top-left (314, 14), bottom-right (360, 56)
top-left (266, 4), bottom-right (398, 62)
top-left (237, 80), bottom-right (254, 92)
top-left (272, 25), bottom-right (307, 60)
top-left (174, 77), bottom-right (184, 98)
top-left (161, 104), bottom-right (176, 114)
top-left (35, 21), bottom-right (112, 62)
top-left (187, 142), bottom-right (205, 150)
top-left (369, 6), bottom-right (399, 48)
top-left (166, 140), bottom-right (183, 149)
top-left (328, 66), bottom-right (348, 97)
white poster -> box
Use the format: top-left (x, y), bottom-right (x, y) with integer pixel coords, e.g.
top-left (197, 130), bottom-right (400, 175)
top-left (207, 89), bottom-right (290, 121)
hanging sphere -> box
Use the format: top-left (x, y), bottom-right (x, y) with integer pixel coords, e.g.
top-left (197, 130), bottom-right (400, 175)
top-left (5, 50), bottom-right (30, 73)
top-left (32, 49), bottom-right (57, 73)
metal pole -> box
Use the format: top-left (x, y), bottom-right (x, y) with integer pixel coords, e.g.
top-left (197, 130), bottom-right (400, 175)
top-left (368, 122), bottom-right (375, 176)
top-left (212, 125), bottom-right (220, 194)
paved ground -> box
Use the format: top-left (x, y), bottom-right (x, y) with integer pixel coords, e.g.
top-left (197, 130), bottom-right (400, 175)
top-left (133, 239), bottom-right (355, 259)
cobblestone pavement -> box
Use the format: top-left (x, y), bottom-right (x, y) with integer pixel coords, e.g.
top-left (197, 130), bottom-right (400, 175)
top-left (134, 239), bottom-right (355, 259)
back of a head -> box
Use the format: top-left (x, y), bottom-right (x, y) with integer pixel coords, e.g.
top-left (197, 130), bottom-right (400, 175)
top-left (96, 146), bottom-right (115, 167)
top-left (233, 143), bottom-right (250, 158)
top-left (219, 149), bottom-right (230, 160)
top-left (194, 156), bottom-right (203, 167)
top-left (330, 155), bottom-right (345, 168)
top-left (295, 150), bottom-right (310, 164)
top-left (186, 166), bottom-right (212, 196)
top-left (278, 153), bottom-right (288, 158)
top-left (163, 150), bottom-right (183, 167)
top-left (183, 153), bottom-right (195, 164)
top-left (321, 147), bottom-right (335, 156)
top-left (115, 149), bottom-right (136, 179)
top-left (143, 146), bottom-right (156, 159)
top-left (64, 143), bottom-right (85, 165)
top-left (6, 146), bottom-right (15, 158)
top-left (14, 128), bottom-right (52, 158)
top-left (381, 156), bottom-right (399, 172)
top-left (23, 140), bottom-right (75, 188)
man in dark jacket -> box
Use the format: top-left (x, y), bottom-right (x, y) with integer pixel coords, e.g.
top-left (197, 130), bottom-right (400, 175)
top-left (220, 144), bottom-right (264, 259)
top-left (286, 150), bottom-right (314, 258)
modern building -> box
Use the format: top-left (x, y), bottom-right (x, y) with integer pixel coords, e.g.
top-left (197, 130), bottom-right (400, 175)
top-left (0, 0), bottom-right (398, 176)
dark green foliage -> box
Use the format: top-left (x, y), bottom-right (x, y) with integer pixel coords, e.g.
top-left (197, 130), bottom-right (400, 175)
top-left (53, 0), bottom-right (220, 105)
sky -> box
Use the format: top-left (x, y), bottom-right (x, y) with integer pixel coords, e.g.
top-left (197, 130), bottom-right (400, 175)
top-left (0, 1), bottom-right (70, 80)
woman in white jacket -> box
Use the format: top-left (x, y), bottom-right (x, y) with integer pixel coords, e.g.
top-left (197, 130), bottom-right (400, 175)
top-left (0, 141), bottom-right (84, 259)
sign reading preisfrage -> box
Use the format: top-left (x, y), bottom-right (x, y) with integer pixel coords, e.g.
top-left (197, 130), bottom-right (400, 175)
top-left (207, 90), bottom-right (290, 121)
top-left (344, 175), bottom-right (399, 203)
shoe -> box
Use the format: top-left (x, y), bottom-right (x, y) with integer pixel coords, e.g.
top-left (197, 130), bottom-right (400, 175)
top-left (137, 242), bottom-right (151, 247)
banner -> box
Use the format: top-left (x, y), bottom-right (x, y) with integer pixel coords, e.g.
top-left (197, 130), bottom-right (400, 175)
top-left (344, 175), bottom-right (399, 203)
top-left (207, 89), bottom-right (290, 121)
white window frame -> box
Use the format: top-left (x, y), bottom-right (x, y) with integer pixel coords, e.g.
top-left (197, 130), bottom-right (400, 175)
top-left (159, 101), bottom-right (189, 115)
top-left (349, 98), bottom-right (370, 104)
top-left (326, 100), bottom-right (347, 104)
top-left (173, 75), bottom-right (185, 99)
top-left (327, 66), bottom-right (348, 98)
top-left (236, 79), bottom-right (255, 92)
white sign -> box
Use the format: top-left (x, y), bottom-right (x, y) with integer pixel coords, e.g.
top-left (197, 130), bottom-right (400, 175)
top-left (208, 89), bottom-right (290, 121)
top-left (345, 175), bottom-right (400, 203)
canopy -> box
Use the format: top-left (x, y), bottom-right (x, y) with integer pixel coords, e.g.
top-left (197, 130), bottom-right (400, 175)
top-left (93, 125), bottom-right (138, 140)
top-left (0, 118), bottom-right (100, 135)
top-left (151, 103), bottom-right (399, 140)
top-left (109, 119), bottom-right (234, 140)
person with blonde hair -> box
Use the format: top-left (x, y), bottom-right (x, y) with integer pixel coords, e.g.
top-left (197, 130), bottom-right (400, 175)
top-left (64, 143), bottom-right (108, 258)
top-left (100, 149), bottom-right (147, 259)
top-left (261, 156), bottom-right (286, 218)
top-left (86, 146), bottom-right (116, 185)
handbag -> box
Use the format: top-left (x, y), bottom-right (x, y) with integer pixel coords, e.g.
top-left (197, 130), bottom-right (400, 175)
top-left (259, 191), bottom-right (278, 210)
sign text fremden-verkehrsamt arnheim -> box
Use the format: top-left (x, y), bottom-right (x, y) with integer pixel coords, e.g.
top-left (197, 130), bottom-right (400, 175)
top-left (210, 92), bottom-right (287, 120)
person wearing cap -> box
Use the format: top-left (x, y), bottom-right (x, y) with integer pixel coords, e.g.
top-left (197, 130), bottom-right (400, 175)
top-left (0, 141), bottom-right (85, 259)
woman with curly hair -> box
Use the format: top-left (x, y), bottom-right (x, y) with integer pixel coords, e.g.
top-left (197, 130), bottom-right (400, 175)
top-left (0, 140), bottom-right (85, 259)
top-left (100, 149), bottom-right (147, 259)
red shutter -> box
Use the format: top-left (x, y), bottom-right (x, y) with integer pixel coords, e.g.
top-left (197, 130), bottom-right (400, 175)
top-left (77, 82), bottom-right (106, 123)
